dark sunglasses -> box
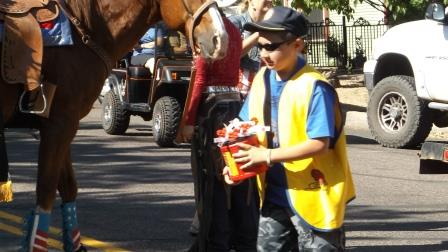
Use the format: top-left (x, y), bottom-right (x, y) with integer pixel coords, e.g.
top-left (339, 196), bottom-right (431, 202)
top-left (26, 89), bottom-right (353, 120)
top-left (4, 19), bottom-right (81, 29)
top-left (257, 40), bottom-right (292, 51)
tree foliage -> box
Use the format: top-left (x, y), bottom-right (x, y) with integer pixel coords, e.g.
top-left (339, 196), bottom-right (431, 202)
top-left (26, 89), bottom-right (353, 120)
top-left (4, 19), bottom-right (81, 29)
top-left (357, 0), bottom-right (448, 24)
top-left (290, 0), bottom-right (354, 17)
top-left (288, 0), bottom-right (448, 24)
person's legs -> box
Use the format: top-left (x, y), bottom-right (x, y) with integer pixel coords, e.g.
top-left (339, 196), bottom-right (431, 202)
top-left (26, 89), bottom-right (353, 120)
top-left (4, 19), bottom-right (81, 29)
top-left (230, 179), bottom-right (258, 252)
top-left (203, 111), bottom-right (230, 251)
top-left (288, 211), bottom-right (345, 252)
top-left (189, 135), bottom-right (200, 237)
top-left (312, 228), bottom-right (345, 252)
top-left (189, 123), bottom-right (208, 251)
top-left (207, 178), bottom-right (231, 252)
top-left (192, 92), bottom-right (242, 251)
top-left (257, 203), bottom-right (295, 252)
top-left (189, 125), bottom-right (229, 251)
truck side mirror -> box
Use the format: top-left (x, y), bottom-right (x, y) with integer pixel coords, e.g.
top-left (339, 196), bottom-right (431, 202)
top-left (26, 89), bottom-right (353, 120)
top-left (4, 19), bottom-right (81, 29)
top-left (425, 3), bottom-right (446, 22)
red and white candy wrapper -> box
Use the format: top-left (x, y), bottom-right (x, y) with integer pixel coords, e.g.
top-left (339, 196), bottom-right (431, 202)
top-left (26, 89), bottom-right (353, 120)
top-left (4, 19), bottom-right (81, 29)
top-left (214, 118), bottom-right (270, 145)
top-left (215, 118), bottom-right (269, 182)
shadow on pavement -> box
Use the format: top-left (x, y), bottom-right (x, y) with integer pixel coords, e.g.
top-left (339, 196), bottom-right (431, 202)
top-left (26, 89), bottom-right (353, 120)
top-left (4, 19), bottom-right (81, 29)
top-left (3, 129), bottom-right (196, 251)
top-left (345, 205), bottom-right (448, 251)
top-left (348, 242), bottom-right (448, 252)
top-left (346, 135), bottom-right (378, 145)
top-left (341, 103), bottom-right (366, 113)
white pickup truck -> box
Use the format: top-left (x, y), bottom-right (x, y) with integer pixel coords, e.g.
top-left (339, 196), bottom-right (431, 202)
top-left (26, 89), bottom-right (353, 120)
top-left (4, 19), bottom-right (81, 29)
top-left (363, 3), bottom-right (448, 172)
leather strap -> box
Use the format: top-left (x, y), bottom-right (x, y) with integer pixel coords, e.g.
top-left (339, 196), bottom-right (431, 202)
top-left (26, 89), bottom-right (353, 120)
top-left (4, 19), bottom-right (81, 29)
top-left (54, 0), bottom-right (113, 74)
top-left (263, 69), bottom-right (273, 148)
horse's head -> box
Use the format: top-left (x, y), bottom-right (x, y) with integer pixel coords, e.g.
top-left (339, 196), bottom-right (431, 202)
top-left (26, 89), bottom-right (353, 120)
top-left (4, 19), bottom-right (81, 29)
top-left (160, 0), bottom-right (228, 60)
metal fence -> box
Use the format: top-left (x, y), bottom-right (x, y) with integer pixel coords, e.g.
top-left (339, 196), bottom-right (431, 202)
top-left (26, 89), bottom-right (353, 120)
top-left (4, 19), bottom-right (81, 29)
top-left (305, 17), bottom-right (389, 70)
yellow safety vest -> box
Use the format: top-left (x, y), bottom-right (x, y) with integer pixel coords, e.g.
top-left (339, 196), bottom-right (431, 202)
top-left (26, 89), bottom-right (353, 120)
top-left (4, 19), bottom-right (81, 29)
top-left (248, 65), bottom-right (356, 231)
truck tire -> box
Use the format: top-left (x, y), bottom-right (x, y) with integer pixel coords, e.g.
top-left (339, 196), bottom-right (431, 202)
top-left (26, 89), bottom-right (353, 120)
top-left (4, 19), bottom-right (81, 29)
top-left (152, 96), bottom-right (181, 147)
top-left (102, 90), bottom-right (130, 135)
top-left (367, 75), bottom-right (433, 148)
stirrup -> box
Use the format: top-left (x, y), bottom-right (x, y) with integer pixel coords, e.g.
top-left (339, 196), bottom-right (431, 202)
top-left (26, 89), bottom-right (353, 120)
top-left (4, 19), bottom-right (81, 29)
top-left (19, 84), bottom-right (47, 115)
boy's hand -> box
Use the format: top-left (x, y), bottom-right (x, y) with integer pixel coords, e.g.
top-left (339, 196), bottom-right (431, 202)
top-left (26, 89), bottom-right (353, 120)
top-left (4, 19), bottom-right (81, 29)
top-left (222, 166), bottom-right (242, 186)
top-left (233, 143), bottom-right (268, 169)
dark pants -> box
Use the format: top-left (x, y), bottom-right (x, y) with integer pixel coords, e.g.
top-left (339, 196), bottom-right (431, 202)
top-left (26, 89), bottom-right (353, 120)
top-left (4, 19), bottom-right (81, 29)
top-left (207, 178), bottom-right (259, 252)
top-left (190, 92), bottom-right (258, 252)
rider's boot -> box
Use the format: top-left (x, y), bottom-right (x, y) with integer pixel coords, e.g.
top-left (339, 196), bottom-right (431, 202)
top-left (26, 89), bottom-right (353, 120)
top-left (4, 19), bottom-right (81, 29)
top-left (19, 82), bottom-right (57, 118)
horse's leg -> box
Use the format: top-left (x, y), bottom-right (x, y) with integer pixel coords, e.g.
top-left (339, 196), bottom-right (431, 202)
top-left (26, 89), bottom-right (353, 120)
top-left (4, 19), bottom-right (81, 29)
top-left (21, 119), bottom-right (78, 252)
top-left (58, 148), bottom-right (87, 252)
top-left (58, 147), bottom-right (77, 203)
top-left (0, 85), bottom-right (19, 201)
top-left (0, 109), bottom-right (12, 202)
top-left (21, 208), bottom-right (51, 252)
top-left (37, 118), bottom-right (78, 208)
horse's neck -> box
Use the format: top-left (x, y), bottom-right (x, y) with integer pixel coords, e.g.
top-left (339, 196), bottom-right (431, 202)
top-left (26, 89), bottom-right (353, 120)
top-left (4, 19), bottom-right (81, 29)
top-left (66, 0), bottom-right (161, 61)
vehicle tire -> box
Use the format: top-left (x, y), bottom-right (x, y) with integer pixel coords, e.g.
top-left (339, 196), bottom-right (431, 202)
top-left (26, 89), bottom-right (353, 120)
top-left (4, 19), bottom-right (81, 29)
top-left (102, 90), bottom-right (130, 135)
top-left (367, 75), bottom-right (433, 148)
top-left (152, 96), bottom-right (181, 147)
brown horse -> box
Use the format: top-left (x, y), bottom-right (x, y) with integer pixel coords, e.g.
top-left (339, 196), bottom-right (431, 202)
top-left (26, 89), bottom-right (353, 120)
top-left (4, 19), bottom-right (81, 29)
top-left (0, 0), bottom-right (228, 251)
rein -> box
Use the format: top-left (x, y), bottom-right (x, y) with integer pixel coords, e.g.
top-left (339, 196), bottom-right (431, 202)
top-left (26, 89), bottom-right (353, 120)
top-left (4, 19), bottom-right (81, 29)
top-left (54, 0), bottom-right (113, 74)
top-left (180, 0), bottom-right (218, 54)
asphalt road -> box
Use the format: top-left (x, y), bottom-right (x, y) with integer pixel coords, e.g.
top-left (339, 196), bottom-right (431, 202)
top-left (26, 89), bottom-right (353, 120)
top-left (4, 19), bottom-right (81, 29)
top-left (1, 102), bottom-right (448, 252)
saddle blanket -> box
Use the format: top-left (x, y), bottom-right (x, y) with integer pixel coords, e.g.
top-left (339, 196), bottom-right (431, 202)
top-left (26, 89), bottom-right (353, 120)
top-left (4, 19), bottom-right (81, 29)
top-left (0, 7), bottom-right (73, 46)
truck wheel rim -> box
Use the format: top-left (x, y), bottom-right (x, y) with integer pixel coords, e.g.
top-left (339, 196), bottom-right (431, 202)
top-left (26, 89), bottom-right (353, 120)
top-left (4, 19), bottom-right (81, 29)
top-left (153, 113), bottom-right (161, 135)
top-left (377, 91), bottom-right (408, 132)
top-left (103, 103), bottom-right (112, 128)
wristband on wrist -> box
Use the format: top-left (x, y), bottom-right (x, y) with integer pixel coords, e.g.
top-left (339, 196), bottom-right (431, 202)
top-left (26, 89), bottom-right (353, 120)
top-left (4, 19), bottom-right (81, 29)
top-left (266, 149), bottom-right (272, 166)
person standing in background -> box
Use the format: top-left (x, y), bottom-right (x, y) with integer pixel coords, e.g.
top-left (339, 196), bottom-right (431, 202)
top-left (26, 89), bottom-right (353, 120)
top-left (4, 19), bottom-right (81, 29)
top-left (181, 3), bottom-right (259, 251)
top-left (229, 0), bottom-right (272, 98)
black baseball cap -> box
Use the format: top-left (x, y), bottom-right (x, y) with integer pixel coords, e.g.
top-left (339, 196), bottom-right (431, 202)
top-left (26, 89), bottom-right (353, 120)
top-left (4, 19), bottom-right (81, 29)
top-left (244, 6), bottom-right (308, 37)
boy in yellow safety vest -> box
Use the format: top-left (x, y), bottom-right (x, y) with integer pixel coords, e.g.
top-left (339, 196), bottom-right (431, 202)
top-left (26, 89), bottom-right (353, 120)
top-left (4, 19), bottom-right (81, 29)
top-left (223, 6), bottom-right (355, 251)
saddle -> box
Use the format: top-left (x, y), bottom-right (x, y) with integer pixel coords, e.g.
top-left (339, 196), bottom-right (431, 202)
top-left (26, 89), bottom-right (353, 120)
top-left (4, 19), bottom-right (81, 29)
top-left (0, 0), bottom-right (60, 117)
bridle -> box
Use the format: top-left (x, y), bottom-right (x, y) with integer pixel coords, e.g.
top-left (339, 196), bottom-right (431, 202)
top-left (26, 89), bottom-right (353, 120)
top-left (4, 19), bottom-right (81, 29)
top-left (180, 0), bottom-right (219, 54)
